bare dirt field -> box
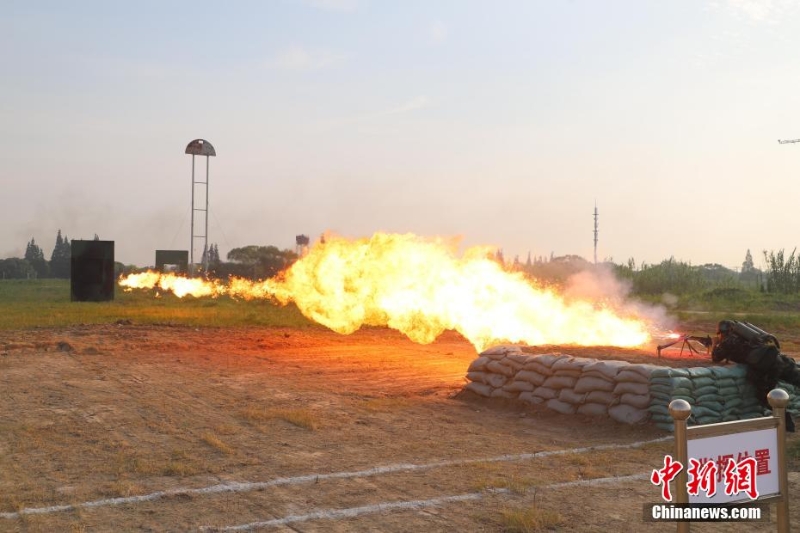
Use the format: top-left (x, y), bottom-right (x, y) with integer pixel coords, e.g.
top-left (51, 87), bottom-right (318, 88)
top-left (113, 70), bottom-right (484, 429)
top-left (1, 323), bottom-right (798, 532)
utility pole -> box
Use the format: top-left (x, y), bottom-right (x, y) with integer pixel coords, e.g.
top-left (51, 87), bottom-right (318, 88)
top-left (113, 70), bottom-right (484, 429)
top-left (593, 202), bottom-right (599, 265)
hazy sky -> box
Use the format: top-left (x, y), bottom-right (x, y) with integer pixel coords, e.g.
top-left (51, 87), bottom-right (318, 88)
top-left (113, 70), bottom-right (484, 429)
top-left (3, 0), bottom-right (800, 270)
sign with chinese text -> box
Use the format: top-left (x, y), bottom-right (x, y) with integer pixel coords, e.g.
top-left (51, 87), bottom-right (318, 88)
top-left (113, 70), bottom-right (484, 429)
top-left (687, 427), bottom-right (779, 504)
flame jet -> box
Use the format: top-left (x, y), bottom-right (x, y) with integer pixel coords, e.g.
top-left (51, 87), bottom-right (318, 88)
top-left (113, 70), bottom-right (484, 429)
top-left (120, 233), bottom-right (652, 352)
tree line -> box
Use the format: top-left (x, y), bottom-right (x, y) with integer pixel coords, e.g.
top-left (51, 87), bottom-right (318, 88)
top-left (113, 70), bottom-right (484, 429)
top-left (7, 233), bottom-right (800, 301)
top-left (1, 230), bottom-right (74, 280)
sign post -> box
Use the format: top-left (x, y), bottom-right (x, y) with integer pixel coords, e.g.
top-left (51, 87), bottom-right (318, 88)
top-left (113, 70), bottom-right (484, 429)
top-left (669, 388), bottom-right (790, 532)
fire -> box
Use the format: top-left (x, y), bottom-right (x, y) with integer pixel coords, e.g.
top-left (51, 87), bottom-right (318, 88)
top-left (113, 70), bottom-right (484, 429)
top-left (119, 233), bottom-right (653, 351)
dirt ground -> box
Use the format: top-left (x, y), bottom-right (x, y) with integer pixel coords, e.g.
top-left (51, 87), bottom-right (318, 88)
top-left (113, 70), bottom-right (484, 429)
top-left (1, 323), bottom-right (799, 532)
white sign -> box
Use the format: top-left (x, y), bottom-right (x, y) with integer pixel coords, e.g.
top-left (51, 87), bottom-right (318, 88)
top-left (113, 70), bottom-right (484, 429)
top-left (687, 427), bottom-right (779, 504)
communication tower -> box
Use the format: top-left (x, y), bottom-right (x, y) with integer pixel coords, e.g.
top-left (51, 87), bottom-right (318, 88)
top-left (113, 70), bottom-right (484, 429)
top-left (593, 203), bottom-right (599, 264)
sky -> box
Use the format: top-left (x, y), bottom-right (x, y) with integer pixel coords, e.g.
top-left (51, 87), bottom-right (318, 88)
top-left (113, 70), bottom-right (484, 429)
top-left (3, 0), bottom-right (800, 270)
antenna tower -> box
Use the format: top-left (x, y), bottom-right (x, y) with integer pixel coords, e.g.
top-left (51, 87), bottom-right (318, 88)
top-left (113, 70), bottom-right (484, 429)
top-left (593, 203), bottom-right (599, 264)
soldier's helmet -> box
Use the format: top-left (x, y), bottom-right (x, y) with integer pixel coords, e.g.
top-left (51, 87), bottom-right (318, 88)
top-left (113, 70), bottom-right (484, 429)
top-left (717, 320), bottom-right (735, 337)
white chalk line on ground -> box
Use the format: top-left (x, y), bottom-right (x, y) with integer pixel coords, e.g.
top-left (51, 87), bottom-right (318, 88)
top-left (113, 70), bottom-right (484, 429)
top-left (200, 472), bottom-right (651, 531)
top-left (0, 436), bottom-right (671, 520)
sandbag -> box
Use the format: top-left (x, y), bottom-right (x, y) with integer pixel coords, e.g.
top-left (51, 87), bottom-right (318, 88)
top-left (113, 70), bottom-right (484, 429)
top-left (534, 354), bottom-right (568, 367)
top-left (574, 375), bottom-right (615, 394)
top-left (613, 381), bottom-right (649, 396)
top-left (586, 390), bottom-right (617, 406)
top-left (559, 388), bottom-right (588, 405)
top-left (486, 360), bottom-right (516, 377)
top-left (582, 360), bottom-right (628, 381)
top-left (531, 386), bottom-right (558, 400)
top-left (686, 367), bottom-right (713, 378)
top-left (552, 356), bottom-right (593, 372)
top-left (506, 353), bottom-right (531, 366)
top-left (543, 375), bottom-right (577, 390)
top-left (522, 361), bottom-right (554, 377)
top-left (464, 381), bottom-right (493, 397)
top-left (503, 380), bottom-right (535, 393)
top-left (491, 388), bottom-right (517, 399)
top-left (485, 373), bottom-right (508, 389)
top-left (518, 391), bottom-right (544, 405)
top-left (620, 393), bottom-right (650, 410)
top-left (482, 345), bottom-right (514, 356)
top-left (616, 369), bottom-right (650, 384)
top-left (546, 398), bottom-right (577, 415)
top-left (499, 357), bottom-right (524, 371)
top-left (466, 371), bottom-right (489, 384)
top-left (692, 377), bottom-right (716, 389)
top-left (515, 370), bottom-right (546, 387)
top-left (467, 356), bottom-right (491, 373)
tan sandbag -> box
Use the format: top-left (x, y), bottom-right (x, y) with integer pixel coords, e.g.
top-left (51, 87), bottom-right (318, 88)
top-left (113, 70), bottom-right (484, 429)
top-left (465, 381), bottom-right (493, 397)
top-left (559, 388), bottom-right (588, 405)
top-left (515, 370), bottom-right (546, 387)
top-left (499, 357), bottom-right (524, 371)
top-left (466, 371), bottom-right (489, 384)
top-left (620, 392), bottom-right (651, 410)
top-left (531, 386), bottom-right (558, 400)
top-left (615, 369), bottom-right (650, 384)
top-left (546, 398), bottom-right (577, 415)
top-left (485, 373), bottom-right (508, 389)
top-left (543, 375), bottom-right (577, 390)
top-left (574, 375), bottom-right (615, 394)
top-left (522, 361), bottom-right (554, 376)
top-left (503, 380), bottom-right (535, 392)
top-left (587, 390), bottom-right (617, 406)
top-left (467, 356), bottom-right (491, 373)
top-left (613, 381), bottom-right (650, 396)
top-left (486, 360), bottom-right (516, 377)
top-left (518, 391), bottom-right (544, 405)
top-left (582, 360), bottom-right (628, 380)
top-left (491, 388), bottom-right (518, 399)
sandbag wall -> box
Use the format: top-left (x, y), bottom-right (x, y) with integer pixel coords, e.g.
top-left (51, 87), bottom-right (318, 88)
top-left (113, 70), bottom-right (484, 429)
top-left (465, 346), bottom-right (800, 430)
top-left (648, 366), bottom-right (800, 431)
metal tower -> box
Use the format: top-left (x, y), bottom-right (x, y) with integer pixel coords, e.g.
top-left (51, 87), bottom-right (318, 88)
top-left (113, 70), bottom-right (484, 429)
top-left (185, 139), bottom-right (216, 274)
top-left (593, 203), bottom-right (599, 264)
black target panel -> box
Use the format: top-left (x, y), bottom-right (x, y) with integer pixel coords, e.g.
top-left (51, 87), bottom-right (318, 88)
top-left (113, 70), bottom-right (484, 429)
top-left (71, 240), bottom-right (115, 302)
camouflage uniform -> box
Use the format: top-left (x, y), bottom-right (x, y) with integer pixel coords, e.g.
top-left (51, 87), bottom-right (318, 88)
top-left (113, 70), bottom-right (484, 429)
top-left (712, 322), bottom-right (800, 431)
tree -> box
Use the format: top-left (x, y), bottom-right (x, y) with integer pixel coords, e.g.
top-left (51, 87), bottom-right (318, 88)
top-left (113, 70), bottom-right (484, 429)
top-left (0, 258), bottom-right (36, 279)
top-left (50, 230), bottom-right (71, 279)
top-left (226, 245), bottom-right (298, 279)
top-left (24, 237), bottom-right (48, 278)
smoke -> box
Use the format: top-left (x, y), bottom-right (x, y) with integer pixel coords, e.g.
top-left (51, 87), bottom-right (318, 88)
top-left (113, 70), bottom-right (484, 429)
top-left (560, 264), bottom-right (676, 336)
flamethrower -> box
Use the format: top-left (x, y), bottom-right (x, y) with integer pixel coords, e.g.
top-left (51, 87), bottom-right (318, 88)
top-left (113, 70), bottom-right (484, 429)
top-left (656, 334), bottom-right (713, 358)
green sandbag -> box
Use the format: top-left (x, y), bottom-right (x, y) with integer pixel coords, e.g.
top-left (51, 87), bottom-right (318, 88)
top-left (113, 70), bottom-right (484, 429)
top-left (694, 385), bottom-right (720, 397)
top-left (695, 398), bottom-right (724, 412)
top-left (686, 367), bottom-right (713, 378)
top-left (691, 377), bottom-right (716, 389)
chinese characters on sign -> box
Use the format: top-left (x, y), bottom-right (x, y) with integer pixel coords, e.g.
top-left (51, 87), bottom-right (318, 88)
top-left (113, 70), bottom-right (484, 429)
top-left (651, 454), bottom-right (762, 501)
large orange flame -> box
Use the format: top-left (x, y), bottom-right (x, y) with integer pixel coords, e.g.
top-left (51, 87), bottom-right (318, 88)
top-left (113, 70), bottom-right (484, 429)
top-left (119, 233), bottom-right (652, 351)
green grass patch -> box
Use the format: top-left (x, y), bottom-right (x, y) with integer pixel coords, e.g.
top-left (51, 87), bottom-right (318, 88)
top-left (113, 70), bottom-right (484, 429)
top-left (0, 279), bottom-right (315, 330)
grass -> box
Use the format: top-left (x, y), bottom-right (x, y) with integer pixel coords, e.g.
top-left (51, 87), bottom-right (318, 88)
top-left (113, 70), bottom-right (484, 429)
top-left (238, 406), bottom-right (320, 430)
top-left (0, 279), bottom-right (315, 330)
top-left (499, 506), bottom-right (564, 532)
top-left (200, 432), bottom-right (235, 455)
